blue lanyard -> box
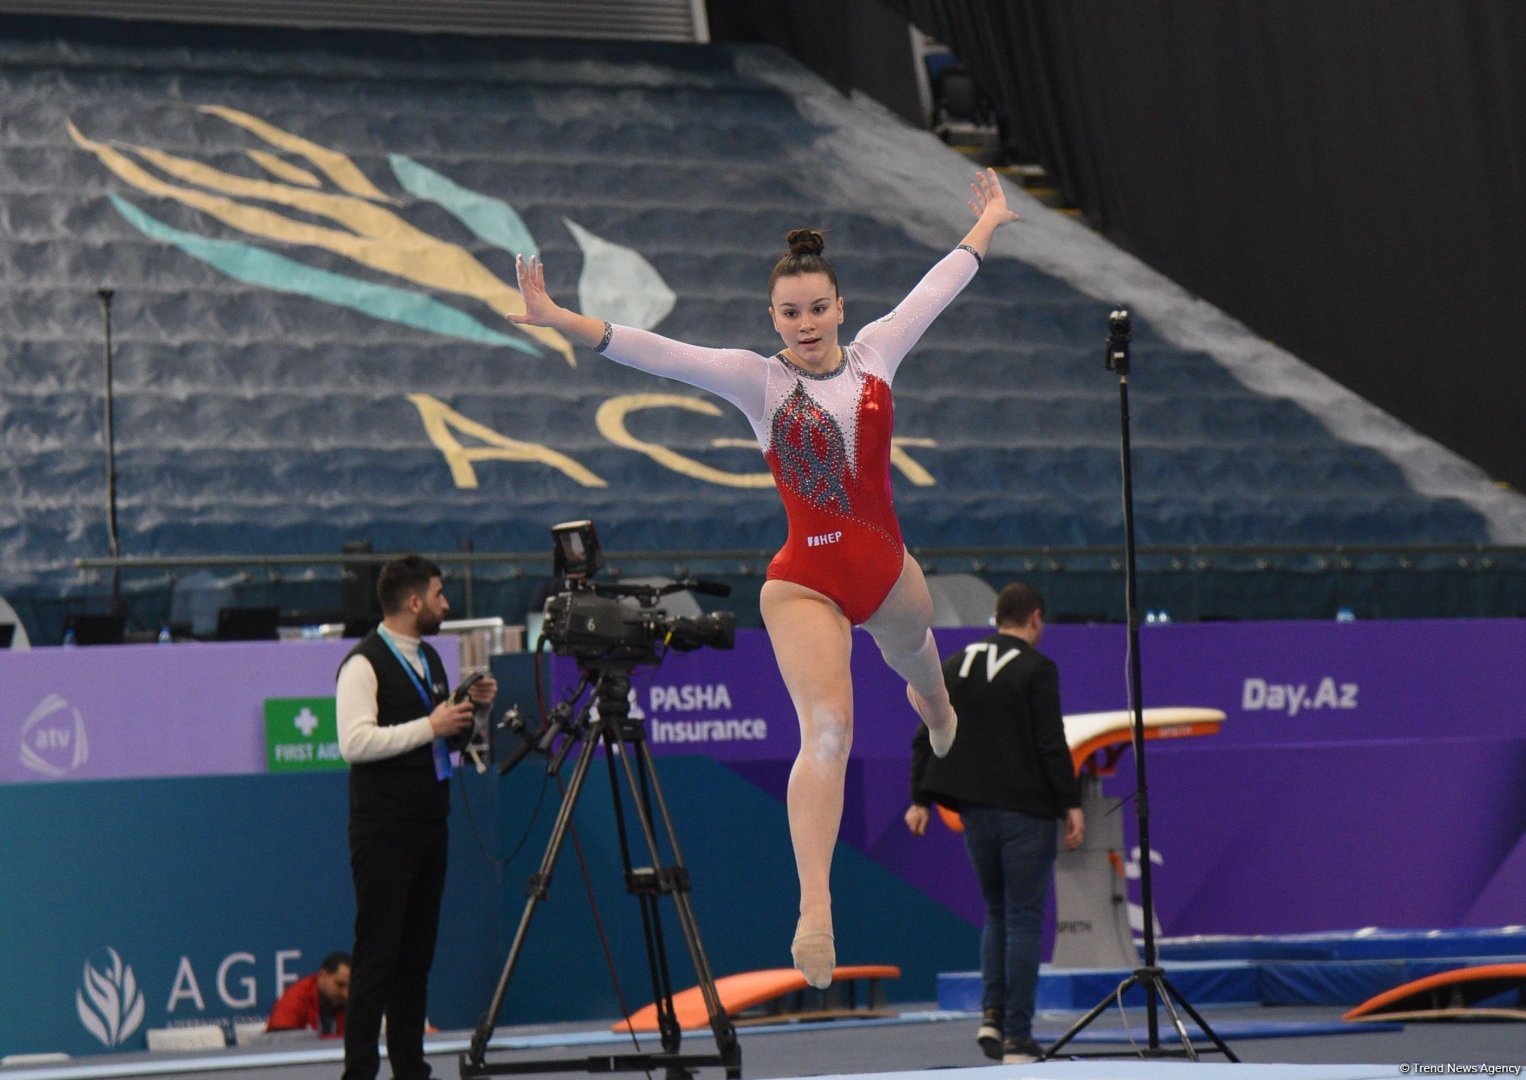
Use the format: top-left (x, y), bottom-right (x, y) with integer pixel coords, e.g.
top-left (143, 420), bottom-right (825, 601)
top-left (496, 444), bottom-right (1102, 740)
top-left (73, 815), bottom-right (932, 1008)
top-left (378, 627), bottom-right (437, 713)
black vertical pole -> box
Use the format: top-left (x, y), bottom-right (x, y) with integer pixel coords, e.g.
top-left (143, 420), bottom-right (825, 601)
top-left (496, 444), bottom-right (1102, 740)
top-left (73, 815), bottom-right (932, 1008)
top-left (459, 537), bottom-right (476, 618)
top-left (98, 288), bottom-right (121, 612)
top-left (1108, 310), bottom-right (1160, 1048)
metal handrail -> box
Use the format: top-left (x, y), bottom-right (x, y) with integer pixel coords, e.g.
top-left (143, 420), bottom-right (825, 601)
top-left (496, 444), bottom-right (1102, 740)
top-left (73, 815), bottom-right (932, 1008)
top-left (69, 542), bottom-right (1526, 573)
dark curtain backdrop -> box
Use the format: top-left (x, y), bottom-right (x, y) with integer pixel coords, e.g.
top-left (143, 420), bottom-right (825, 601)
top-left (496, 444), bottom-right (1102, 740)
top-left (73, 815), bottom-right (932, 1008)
top-left (873, 0), bottom-right (1526, 494)
top-left (708, 0), bottom-right (924, 125)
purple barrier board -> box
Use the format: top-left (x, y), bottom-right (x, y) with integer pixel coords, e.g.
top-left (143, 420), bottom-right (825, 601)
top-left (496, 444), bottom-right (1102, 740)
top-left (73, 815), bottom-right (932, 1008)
top-left (547, 619), bottom-right (1526, 935)
top-left (549, 619), bottom-right (1526, 761)
top-left (0, 640), bottom-right (454, 783)
top-left (4, 621), bottom-right (1522, 935)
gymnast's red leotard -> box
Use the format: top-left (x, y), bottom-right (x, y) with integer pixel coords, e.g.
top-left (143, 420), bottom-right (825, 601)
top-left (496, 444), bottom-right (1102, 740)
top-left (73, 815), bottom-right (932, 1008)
top-left (598, 245), bottom-right (980, 624)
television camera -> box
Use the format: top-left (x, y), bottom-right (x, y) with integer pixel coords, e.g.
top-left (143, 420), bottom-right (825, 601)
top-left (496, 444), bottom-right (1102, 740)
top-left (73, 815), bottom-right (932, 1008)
top-left (539, 519), bottom-right (735, 665)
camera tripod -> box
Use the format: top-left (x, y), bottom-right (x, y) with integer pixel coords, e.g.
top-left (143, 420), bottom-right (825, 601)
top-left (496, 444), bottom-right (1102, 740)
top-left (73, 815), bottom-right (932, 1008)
top-left (461, 663), bottom-right (742, 1080)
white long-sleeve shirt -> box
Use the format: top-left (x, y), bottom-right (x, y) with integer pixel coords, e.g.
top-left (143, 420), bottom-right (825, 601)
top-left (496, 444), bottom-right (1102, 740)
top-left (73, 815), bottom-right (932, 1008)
top-left (336, 627), bottom-right (436, 763)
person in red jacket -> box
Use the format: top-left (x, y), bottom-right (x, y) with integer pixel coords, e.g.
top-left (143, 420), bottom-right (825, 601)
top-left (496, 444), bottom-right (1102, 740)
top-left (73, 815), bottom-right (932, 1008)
top-left (266, 951), bottom-right (351, 1037)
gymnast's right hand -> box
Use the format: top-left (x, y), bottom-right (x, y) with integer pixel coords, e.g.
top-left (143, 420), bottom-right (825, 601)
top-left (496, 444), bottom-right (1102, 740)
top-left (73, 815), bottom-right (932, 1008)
top-left (507, 255), bottom-right (608, 348)
top-left (507, 253), bottom-right (559, 327)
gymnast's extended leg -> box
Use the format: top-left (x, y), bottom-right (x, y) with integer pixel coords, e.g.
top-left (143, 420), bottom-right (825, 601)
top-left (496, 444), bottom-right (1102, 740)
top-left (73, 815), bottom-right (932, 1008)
top-left (760, 578), bottom-right (855, 989)
top-left (862, 552), bottom-right (958, 756)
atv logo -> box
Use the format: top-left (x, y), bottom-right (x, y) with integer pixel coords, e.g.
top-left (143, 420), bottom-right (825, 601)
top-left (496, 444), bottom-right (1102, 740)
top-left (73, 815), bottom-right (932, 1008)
top-left (20, 694), bottom-right (89, 777)
top-left (77, 949), bottom-right (145, 1048)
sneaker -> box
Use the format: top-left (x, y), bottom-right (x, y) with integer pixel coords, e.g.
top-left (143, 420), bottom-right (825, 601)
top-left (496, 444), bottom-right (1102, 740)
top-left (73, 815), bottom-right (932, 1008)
top-left (976, 1009), bottom-right (1002, 1060)
top-left (1001, 1036), bottom-right (1045, 1064)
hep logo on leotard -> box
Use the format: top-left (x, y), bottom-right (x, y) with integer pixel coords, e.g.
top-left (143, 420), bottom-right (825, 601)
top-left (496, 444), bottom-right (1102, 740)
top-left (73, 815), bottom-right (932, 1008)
top-left (807, 532), bottom-right (843, 548)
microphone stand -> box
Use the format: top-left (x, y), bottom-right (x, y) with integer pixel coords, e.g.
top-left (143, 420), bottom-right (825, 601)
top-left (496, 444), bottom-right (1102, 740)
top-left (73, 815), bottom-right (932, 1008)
top-left (98, 287), bottom-right (122, 613)
top-left (1042, 311), bottom-right (1236, 1062)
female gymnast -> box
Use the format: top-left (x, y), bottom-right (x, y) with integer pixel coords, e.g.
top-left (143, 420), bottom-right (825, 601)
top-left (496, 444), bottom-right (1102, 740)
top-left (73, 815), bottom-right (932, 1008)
top-left (510, 168), bottom-right (1021, 987)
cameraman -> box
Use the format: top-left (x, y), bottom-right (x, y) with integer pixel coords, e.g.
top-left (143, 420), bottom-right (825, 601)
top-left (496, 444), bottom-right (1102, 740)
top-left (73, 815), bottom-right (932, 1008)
top-left (336, 554), bottom-right (496, 1080)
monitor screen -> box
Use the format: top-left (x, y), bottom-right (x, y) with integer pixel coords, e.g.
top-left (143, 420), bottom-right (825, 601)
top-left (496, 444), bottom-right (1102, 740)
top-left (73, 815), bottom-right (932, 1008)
top-left (63, 613), bottom-right (126, 646)
top-left (214, 606), bottom-right (280, 641)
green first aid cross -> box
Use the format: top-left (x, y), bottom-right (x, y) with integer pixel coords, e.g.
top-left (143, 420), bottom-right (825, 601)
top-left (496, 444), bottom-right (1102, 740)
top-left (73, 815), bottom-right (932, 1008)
top-left (264, 697), bottom-right (346, 772)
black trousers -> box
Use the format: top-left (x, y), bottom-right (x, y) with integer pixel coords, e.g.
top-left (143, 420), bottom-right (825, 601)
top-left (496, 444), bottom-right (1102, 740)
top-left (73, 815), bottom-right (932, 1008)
top-left (344, 816), bottom-right (448, 1080)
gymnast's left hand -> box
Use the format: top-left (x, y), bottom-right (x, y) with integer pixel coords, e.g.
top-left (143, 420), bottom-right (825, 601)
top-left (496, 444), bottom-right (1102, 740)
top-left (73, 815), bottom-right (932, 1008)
top-left (969, 167), bottom-right (1021, 227)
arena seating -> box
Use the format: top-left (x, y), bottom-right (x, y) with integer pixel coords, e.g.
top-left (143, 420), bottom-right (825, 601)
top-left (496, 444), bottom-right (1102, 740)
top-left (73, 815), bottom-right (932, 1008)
top-left (1, 19), bottom-right (1520, 634)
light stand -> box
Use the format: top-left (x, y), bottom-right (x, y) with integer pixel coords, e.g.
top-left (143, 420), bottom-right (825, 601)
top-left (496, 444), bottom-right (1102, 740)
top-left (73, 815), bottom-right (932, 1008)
top-left (1042, 311), bottom-right (1236, 1062)
top-left (98, 287), bottom-right (122, 612)
top-left (461, 663), bottom-right (741, 1080)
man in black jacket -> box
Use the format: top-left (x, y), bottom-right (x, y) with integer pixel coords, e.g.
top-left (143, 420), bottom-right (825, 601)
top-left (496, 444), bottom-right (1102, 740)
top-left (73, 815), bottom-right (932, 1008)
top-left (906, 582), bottom-right (1083, 1065)
top-left (337, 554), bottom-right (497, 1080)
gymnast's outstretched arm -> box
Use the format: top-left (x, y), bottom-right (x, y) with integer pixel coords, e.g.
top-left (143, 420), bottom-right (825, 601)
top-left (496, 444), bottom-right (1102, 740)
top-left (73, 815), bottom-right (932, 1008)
top-left (854, 248), bottom-right (980, 379)
top-left (856, 167), bottom-right (1021, 380)
top-left (509, 253), bottom-right (767, 420)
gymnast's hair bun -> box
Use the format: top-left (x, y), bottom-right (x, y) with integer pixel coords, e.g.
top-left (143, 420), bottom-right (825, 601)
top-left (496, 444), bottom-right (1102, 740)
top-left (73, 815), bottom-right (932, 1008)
top-left (769, 228), bottom-right (837, 295)
top-left (785, 229), bottom-right (825, 256)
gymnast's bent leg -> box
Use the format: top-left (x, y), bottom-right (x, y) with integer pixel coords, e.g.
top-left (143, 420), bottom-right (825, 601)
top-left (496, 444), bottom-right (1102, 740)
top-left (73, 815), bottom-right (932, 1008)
top-left (861, 552), bottom-right (958, 756)
top-left (760, 578), bottom-right (855, 989)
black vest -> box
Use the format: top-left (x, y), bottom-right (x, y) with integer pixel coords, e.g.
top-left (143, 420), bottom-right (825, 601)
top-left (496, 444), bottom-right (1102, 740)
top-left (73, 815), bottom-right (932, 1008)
top-left (342, 630), bottom-right (450, 820)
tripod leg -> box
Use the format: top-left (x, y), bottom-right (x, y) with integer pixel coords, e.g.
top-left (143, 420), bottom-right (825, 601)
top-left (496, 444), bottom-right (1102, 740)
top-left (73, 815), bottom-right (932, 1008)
top-left (602, 738), bottom-right (684, 1055)
top-left (625, 738), bottom-right (741, 1073)
top-left (1150, 976), bottom-right (1198, 1061)
top-left (1158, 973), bottom-right (1239, 1062)
top-left (464, 730), bottom-right (601, 1071)
top-left (1041, 969), bottom-right (1144, 1059)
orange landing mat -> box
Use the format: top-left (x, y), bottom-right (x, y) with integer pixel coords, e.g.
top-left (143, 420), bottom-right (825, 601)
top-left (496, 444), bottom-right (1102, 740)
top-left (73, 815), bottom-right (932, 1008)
top-left (1344, 962), bottom-right (1526, 1022)
top-left (616, 965), bottom-right (900, 1032)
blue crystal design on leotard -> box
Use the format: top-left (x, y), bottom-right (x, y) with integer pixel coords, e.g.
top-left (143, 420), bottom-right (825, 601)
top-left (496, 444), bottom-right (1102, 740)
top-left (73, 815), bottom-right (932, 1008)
top-left (771, 383), bottom-right (853, 513)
